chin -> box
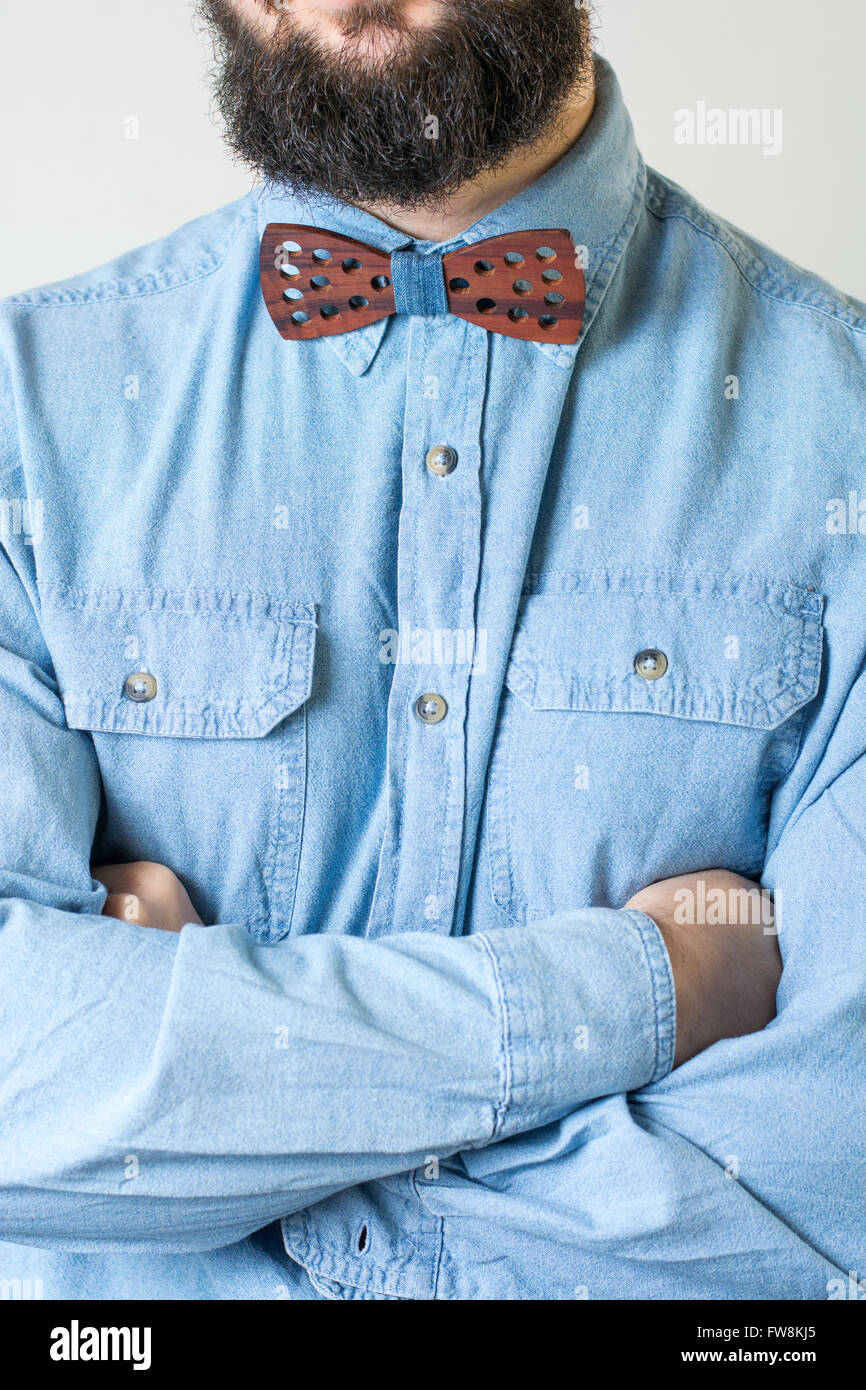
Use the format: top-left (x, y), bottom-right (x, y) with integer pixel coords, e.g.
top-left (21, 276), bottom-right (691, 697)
top-left (288, 0), bottom-right (439, 49)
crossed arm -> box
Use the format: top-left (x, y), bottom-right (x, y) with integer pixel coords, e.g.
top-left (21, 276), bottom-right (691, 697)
top-left (94, 859), bottom-right (782, 1072)
top-left (2, 843), bottom-right (779, 1255)
top-left (0, 556), bottom-right (781, 1251)
top-left (0, 524), bottom-right (861, 1263)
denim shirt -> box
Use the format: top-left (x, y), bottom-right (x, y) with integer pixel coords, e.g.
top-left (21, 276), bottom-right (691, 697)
top-left (0, 59), bottom-right (864, 1301)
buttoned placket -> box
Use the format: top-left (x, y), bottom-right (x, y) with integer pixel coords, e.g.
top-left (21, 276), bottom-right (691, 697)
top-left (278, 106), bottom-right (650, 1293)
top-left (366, 312), bottom-right (488, 939)
top-left (283, 317), bottom-right (598, 1297)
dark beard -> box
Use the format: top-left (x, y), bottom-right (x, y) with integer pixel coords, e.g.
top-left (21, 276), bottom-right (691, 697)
top-left (198, 0), bottom-right (593, 209)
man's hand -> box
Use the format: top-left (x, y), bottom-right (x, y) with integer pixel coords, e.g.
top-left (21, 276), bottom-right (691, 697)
top-left (93, 861), bottom-right (203, 933)
top-left (626, 870), bottom-right (782, 1068)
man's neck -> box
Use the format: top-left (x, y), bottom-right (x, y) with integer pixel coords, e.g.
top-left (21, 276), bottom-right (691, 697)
top-left (357, 78), bottom-right (597, 243)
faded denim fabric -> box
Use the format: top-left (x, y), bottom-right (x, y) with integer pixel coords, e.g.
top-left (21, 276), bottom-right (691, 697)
top-left (0, 60), bottom-right (864, 1301)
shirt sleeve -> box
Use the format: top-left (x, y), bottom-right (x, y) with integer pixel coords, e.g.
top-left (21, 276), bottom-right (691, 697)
top-left (0, 529), bottom-right (675, 1255)
top-left (435, 661), bottom-right (866, 1297)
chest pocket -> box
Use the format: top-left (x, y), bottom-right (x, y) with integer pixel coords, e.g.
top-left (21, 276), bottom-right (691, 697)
top-left (38, 583), bottom-right (316, 940)
top-left (485, 570), bottom-right (823, 923)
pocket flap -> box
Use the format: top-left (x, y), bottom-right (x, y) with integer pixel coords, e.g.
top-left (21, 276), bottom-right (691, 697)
top-left (39, 584), bottom-right (316, 739)
top-left (505, 571), bottom-right (823, 730)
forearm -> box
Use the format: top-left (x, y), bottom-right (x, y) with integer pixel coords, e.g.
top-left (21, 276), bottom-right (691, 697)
top-left (0, 896), bottom-right (673, 1252)
top-left (0, 536), bottom-right (676, 1254)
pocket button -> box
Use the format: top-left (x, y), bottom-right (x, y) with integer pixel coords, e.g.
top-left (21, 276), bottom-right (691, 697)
top-left (634, 649), bottom-right (668, 681)
top-left (123, 671), bottom-right (158, 702)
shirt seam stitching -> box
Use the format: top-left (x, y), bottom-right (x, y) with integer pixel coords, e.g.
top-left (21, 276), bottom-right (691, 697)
top-left (477, 933), bottom-right (513, 1141)
top-left (3, 207), bottom-right (258, 310)
top-left (644, 177), bottom-right (866, 337)
top-left (623, 908), bottom-right (676, 1082)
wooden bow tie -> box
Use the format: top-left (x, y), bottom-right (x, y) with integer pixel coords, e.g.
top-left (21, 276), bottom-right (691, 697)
top-left (260, 224), bottom-right (585, 346)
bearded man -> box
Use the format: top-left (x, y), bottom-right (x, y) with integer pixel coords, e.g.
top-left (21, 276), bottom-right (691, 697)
top-left (0, 0), bottom-right (863, 1301)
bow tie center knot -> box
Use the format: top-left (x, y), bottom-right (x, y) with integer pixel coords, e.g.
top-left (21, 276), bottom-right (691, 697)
top-left (390, 249), bottom-right (450, 318)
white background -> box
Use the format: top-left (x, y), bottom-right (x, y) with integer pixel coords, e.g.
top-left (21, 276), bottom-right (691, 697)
top-left (0, 0), bottom-right (863, 298)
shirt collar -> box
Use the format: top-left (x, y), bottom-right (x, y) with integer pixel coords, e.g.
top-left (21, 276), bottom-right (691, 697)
top-left (254, 56), bottom-right (644, 376)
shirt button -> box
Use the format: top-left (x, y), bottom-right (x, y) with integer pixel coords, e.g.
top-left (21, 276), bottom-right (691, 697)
top-left (414, 692), bottom-right (448, 724)
top-left (634, 649), bottom-right (668, 681)
top-left (124, 671), bottom-right (158, 702)
top-left (426, 445), bottom-right (458, 477)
